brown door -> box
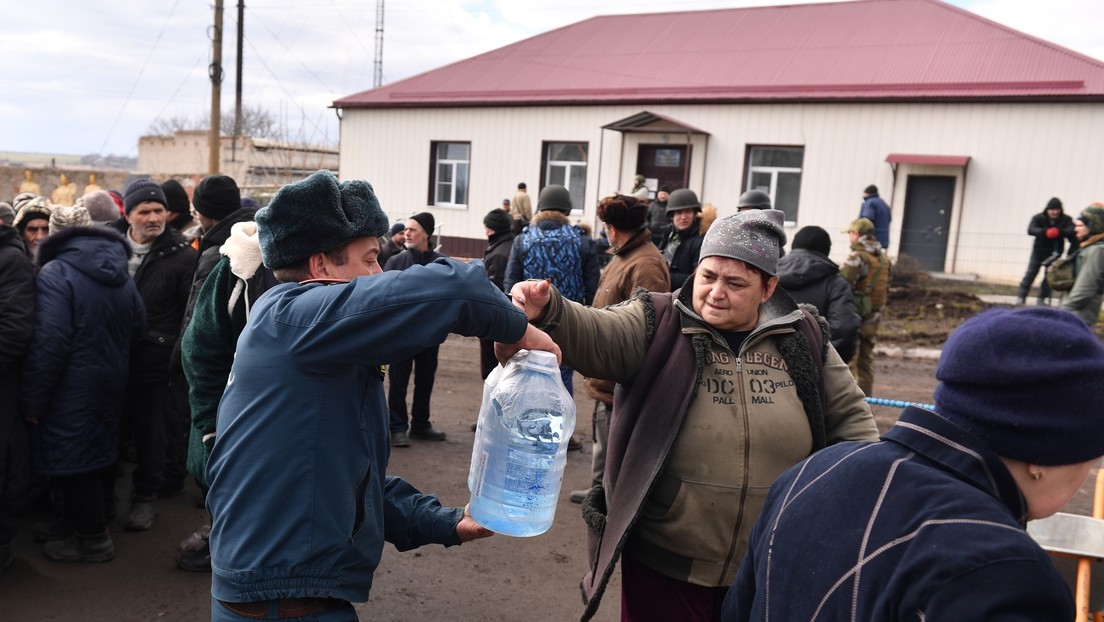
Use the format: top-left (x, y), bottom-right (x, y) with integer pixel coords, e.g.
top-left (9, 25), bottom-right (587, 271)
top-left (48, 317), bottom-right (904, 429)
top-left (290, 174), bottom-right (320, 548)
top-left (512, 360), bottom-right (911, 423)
top-left (637, 144), bottom-right (690, 193)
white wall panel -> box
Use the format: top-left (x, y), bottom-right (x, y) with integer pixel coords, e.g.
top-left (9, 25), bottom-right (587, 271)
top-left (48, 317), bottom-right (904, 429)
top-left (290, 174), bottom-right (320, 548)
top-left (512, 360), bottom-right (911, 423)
top-left (339, 101), bottom-right (1104, 283)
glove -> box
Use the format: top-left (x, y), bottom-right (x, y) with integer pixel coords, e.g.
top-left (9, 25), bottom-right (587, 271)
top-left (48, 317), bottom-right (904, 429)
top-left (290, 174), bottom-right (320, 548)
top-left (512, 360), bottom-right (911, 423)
top-left (1046, 227), bottom-right (1060, 239)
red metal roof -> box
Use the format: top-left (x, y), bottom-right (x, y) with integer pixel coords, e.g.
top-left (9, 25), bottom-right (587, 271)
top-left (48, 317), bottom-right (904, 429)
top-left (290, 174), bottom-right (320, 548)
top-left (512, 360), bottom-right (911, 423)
top-left (334, 0), bottom-right (1104, 109)
top-left (886, 153), bottom-right (971, 166)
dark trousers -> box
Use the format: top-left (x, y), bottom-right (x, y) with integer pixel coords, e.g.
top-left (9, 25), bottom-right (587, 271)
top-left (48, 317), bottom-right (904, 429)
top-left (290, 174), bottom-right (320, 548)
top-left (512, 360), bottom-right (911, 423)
top-left (1018, 249), bottom-right (1054, 300)
top-left (388, 346), bottom-right (440, 433)
top-left (124, 381), bottom-right (169, 500)
top-left (162, 372), bottom-right (192, 493)
top-left (57, 464), bottom-right (116, 536)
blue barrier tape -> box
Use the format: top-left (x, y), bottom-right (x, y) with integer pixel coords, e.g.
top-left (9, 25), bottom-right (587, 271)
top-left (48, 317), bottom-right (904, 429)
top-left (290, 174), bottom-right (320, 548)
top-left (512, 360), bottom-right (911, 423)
top-left (865, 397), bottom-right (935, 410)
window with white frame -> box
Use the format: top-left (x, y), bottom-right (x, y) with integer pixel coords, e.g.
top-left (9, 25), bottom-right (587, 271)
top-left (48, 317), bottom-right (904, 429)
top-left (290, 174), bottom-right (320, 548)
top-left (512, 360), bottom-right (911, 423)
top-left (543, 142), bottom-right (588, 215)
top-left (746, 146), bottom-right (804, 223)
top-left (430, 142), bottom-right (470, 207)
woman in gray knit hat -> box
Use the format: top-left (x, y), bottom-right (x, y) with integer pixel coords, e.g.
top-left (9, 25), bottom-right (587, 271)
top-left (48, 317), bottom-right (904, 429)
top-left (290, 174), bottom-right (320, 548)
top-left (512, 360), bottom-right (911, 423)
top-left (503, 209), bottom-right (877, 622)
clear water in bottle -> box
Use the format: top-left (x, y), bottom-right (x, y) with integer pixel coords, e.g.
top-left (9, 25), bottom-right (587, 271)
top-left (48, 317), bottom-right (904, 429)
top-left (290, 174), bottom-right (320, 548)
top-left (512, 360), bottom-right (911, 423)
top-left (468, 350), bottom-right (574, 537)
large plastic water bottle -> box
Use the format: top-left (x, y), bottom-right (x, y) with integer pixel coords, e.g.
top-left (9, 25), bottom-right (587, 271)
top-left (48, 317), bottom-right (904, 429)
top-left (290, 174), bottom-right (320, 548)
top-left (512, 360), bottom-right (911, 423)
top-left (468, 349), bottom-right (576, 537)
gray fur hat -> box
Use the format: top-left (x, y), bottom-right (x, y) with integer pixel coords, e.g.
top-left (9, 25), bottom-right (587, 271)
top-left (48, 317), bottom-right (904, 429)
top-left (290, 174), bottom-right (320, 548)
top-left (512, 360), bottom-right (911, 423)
top-left (79, 190), bottom-right (121, 225)
top-left (257, 170), bottom-right (388, 270)
top-left (699, 209), bottom-right (787, 276)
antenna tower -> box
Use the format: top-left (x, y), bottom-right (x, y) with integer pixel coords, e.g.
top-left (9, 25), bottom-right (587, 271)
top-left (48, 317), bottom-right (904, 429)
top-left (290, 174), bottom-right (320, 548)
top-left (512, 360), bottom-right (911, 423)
top-left (373, 0), bottom-right (385, 88)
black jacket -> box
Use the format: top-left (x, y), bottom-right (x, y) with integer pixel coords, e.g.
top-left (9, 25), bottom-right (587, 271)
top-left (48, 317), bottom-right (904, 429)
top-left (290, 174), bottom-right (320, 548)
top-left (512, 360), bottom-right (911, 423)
top-left (777, 249), bottom-right (861, 362)
top-left (1028, 210), bottom-right (1078, 257)
top-left (384, 247), bottom-right (446, 272)
top-left (482, 231), bottom-right (515, 291)
top-left (660, 217), bottom-right (704, 291)
top-left (112, 221), bottom-right (198, 384)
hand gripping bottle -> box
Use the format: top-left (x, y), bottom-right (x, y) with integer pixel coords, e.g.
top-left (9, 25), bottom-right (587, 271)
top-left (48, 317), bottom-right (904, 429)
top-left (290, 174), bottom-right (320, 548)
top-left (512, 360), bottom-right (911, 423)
top-left (468, 350), bottom-right (576, 536)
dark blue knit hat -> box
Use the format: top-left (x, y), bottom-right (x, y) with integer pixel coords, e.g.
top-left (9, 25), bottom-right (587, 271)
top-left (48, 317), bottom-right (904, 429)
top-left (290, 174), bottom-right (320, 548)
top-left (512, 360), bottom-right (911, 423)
top-left (935, 307), bottom-right (1104, 466)
top-left (123, 179), bottom-right (167, 214)
top-left (256, 170), bottom-right (388, 270)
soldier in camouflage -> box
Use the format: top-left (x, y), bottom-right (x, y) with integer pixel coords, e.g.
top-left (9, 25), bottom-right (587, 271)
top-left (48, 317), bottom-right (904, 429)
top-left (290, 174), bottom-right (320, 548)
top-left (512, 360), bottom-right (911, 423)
top-left (840, 217), bottom-right (891, 396)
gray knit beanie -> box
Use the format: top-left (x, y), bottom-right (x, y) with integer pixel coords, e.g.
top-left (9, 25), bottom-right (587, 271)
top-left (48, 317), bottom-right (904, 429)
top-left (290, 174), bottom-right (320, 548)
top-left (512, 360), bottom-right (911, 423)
top-left (699, 209), bottom-right (787, 275)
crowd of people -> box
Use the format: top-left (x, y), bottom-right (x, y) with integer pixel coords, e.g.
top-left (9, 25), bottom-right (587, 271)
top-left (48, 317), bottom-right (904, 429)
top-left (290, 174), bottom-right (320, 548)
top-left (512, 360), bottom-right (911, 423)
top-left (1, 170), bottom-right (1102, 622)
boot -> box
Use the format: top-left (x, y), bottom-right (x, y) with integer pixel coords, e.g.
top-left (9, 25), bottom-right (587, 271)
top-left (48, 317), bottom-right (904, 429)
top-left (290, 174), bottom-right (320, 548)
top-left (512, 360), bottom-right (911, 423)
top-left (125, 501), bottom-right (155, 532)
top-left (43, 532), bottom-right (114, 563)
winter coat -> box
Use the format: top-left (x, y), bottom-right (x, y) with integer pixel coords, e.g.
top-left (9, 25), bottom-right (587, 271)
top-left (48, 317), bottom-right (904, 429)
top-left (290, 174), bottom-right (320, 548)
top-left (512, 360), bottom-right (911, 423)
top-left (859, 193), bottom-right (892, 248)
top-left (1027, 209), bottom-right (1078, 258)
top-left (503, 210), bottom-right (600, 304)
top-left (660, 216), bottom-right (706, 290)
top-left (181, 222), bottom-right (277, 486)
top-left (0, 225), bottom-right (35, 498)
top-left (383, 247), bottom-right (445, 272)
top-left (377, 238), bottom-right (404, 269)
top-left (777, 248), bottom-right (861, 362)
top-left (482, 230), bottom-right (515, 291)
top-left (206, 259), bottom-right (529, 604)
top-left (1062, 233), bottom-right (1104, 325)
top-left (531, 283), bottom-right (878, 621)
top-left (171, 206), bottom-right (257, 372)
top-left (20, 227), bottom-right (146, 475)
top-left (111, 222), bottom-right (197, 384)
top-left (647, 200), bottom-right (670, 247)
top-left (584, 228), bottom-right (671, 404)
top-left (724, 407), bottom-right (1073, 621)
top-left (0, 226), bottom-right (34, 381)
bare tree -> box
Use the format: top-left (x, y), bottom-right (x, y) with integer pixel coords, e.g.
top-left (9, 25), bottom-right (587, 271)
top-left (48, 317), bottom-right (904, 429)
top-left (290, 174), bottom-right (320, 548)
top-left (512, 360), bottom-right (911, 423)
top-left (146, 105), bottom-right (281, 139)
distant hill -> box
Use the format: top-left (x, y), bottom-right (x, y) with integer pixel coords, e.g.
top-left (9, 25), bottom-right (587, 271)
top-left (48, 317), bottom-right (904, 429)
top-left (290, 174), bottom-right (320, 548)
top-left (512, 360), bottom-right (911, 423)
top-left (0, 151), bottom-right (136, 170)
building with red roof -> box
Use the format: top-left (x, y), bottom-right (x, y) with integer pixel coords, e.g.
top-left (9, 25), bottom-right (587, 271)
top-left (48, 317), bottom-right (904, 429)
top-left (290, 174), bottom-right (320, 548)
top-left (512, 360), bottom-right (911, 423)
top-left (334, 0), bottom-right (1104, 284)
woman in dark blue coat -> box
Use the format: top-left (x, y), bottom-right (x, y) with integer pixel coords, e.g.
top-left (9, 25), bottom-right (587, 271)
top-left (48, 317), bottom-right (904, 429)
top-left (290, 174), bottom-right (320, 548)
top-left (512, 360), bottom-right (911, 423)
top-left (20, 218), bottom-right (145, 563)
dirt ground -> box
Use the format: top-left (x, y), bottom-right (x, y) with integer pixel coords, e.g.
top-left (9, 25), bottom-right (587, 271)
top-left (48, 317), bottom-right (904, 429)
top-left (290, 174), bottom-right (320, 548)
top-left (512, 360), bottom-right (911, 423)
top-left (1, 329), bottom-right (1098, 621)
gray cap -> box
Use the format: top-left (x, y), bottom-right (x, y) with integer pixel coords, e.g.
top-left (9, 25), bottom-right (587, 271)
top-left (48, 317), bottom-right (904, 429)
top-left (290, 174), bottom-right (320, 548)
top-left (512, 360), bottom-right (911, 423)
top-left (0, 202), bottom-right (14, 226)
top-left (699, 209), bottom-right (787, 276)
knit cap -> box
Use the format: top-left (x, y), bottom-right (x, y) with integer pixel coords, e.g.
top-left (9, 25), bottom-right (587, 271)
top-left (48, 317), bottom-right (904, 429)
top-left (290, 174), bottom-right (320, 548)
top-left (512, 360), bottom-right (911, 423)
top-left (410, 212), bottom-right (435, 236)
top-left (699, 209), bottom-right (787, 276)
top-left (1045, 197), bottom-right (1063, 212)
top-left (0, 202), bottom-right (14, 226)
top-left (49, 205), bottom-right (93, 234)
top-left (256, 170), bottom-right (388, 270)
top-left (161, 179), bottom-right (191, 215)
top-left (193, 175), bottom-right (242, 220)
top-left (791, 226), bottom-right (832, 256)
top-left (13, 196), bottom-right (52, 232)
top-left (388, 222), bottom-right (405, 237)
top-left (483, 209), bottom-right (512, 234)
top-left (1078, 203), bottom-right (1104, 235)
top-left (934, 307), bottom-right (1104, 466)
top-left (123, 179), bottom-right (167, 214)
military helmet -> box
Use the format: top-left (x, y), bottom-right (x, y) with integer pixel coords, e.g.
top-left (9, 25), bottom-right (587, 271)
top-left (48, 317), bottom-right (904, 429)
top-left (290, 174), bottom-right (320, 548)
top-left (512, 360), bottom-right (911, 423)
top-left (665, 188), bottom-right (702, 214)
top-left (537, 185), bottom-right (573, 213)
top-left (737, 189), bottom-right (772, 210)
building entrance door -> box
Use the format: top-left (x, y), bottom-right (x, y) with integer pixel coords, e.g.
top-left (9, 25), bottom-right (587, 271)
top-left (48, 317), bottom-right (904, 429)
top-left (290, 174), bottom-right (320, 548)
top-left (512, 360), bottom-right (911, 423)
top-left (899, 175), bottom-right (955, 272)
top-left (637, 144), bottom-right (689, 195)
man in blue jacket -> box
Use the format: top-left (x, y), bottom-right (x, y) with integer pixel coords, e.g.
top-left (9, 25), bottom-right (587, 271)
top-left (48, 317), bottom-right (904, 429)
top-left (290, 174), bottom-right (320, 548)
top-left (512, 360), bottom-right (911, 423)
top-left (205, 170), bottom-right (557, 621)
top-left (859, 184), bottom-right (891, 248)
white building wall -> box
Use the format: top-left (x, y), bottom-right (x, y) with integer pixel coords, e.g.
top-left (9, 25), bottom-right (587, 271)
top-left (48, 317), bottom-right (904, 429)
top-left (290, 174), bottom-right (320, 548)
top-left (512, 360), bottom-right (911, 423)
top-left (339, 101), bottom-right (1104, 283)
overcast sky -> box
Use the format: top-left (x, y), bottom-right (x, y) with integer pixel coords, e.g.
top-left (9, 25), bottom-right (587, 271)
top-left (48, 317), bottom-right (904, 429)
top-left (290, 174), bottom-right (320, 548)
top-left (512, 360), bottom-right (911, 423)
top-left (4, 0), bottom-right (1102, 157)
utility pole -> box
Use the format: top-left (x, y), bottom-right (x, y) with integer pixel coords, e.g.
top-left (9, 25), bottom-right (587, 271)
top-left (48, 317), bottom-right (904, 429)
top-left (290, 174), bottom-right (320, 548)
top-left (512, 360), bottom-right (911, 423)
top-left (209, 0), bottom-right (224, 174)
top-left (232, 0), bottom-right (244, 164)
top-left (373, 0), bottom-right (384, 88)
